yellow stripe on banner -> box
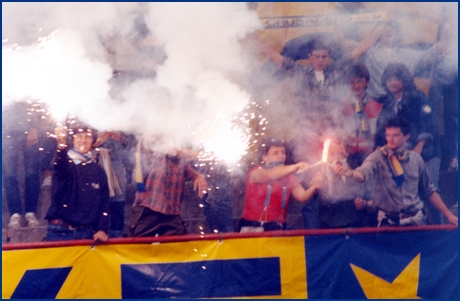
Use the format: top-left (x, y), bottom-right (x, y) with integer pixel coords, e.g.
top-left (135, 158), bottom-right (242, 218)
top-left (2, 236), bottom-right (307, 299)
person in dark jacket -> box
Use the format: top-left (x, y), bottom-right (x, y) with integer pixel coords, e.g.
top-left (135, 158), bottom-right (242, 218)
top-left (45, 124), bottom-right (109, 242)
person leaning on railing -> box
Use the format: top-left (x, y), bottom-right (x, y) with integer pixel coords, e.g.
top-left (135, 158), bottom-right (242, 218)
top-left (239, 138), bottom-right (319, 233)
top-left (44, 123), bottom-right (110, 242)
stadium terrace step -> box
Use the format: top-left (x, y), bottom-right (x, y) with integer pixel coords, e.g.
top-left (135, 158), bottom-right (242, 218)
top-left (4, 226), bottom-right (48, 244)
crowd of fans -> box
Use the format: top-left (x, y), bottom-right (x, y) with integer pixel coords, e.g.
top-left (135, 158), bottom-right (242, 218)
top-left (2, 19), bottom-right (458, 242)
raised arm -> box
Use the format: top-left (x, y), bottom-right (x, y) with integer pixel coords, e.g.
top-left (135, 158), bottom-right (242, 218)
top-left (253, 34), bottom-right (285, 68)
top-left (350, 23), bottom-right (387, 61)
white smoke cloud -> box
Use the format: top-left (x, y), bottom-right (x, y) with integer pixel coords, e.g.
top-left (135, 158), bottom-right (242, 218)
top-left (2, 2), bottom-right (137, 112)
top-left (3, 2), bottom-right (457, 164)
top-left (2, 2), bottom-right (261, 163)
top-left (140, 3), bottom-right (260, 127)
top-left (3, 28), bottom-right (111, 114)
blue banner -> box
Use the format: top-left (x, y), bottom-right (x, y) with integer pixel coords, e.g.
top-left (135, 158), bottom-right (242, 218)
top-left (305, 230), bottom-right (458, 299)
top-left (2, 228), bottom-right (457, 298)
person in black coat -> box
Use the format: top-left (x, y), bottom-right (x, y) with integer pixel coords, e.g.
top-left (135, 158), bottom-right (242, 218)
top-left (45, 124), bottom-right (109, 242)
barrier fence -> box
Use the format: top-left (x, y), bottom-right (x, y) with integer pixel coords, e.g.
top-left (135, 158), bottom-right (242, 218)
top-left (2, 225), bottom-right (457, 299)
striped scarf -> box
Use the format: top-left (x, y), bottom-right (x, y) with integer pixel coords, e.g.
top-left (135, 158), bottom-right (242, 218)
top-left (68, 148), bottom-right (93, 165)
top-left (354, 96), bottom-right (370, 138)
top-left (98, 148), bottom-right (123, 197)
top-left (379, 146), bottom-right (408, 187)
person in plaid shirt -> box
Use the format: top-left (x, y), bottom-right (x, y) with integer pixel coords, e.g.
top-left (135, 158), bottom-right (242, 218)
top-left (129, 138), bottom-right (208, 237)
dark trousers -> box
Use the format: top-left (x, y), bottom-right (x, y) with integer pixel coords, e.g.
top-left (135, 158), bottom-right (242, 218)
top-left (39, 136), bottom-right (58, 171)
top-left (203, 201), bottom-right (234, 233)
top-left (2, 134), bottom-right (40, 215)
top-left (317, 200), bottom-right (377, 229)
top-left (129, 206), bottom-right (185, 237)
top-left (302, 197), bottom-right (319, 229)
top-left (109, 201), bottom-right (125, 238)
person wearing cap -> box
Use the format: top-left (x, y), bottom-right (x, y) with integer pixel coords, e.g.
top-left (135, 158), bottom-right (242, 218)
top-left (44, 124), bottom-right (109, 242)
top-left (239, 138), bottom-right (318, 232)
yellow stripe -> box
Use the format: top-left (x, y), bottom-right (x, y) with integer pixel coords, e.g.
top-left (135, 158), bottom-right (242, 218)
top-left (2, 237), bottom-right (307, 299)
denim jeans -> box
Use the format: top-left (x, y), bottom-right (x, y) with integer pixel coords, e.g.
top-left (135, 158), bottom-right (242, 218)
top-left (45, 224), bottom-right (94, 241)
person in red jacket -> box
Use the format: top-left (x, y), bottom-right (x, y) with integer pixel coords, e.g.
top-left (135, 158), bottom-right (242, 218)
top-left (239, 138), bottom-right (318, 232)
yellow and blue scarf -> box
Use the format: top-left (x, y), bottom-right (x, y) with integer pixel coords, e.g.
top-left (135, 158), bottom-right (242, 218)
top-left (379, 146), bottom-right (408, 187)
top-left (135, 138), bottom-right (146, 192)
